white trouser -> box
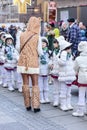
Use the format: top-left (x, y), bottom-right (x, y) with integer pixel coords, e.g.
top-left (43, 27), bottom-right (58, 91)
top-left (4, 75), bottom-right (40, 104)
top-left (78, 87), bottom-right (86, 106)
top-left (6, 70), bottom-right (14, 88)
top-left (39, 76), bottom-right (49, 92)
top-left (0, 65), bottom-right (7, 84)
top-left (60, 82), bottom-right (67, 98)
top-left (86, 88), bottom-right (87, 103)
top-left (60, 82), bottom-right (72, 98)
top-left (59, 82), bottom-right (72, 110)
top-left (14, 70), bottom-right (23, 89)
top-left (53, 78), bottom-right (60, 102)
top-left (0, 65), bottom-right (3, 83)
top-left (38, 76), bottom-right (49, 100)
top-left (72, 87), bottom-right (87, 116)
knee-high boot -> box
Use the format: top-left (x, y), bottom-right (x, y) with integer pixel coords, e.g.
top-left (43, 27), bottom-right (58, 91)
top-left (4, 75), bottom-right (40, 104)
top-left (32, 86), bottom-right (40, 113)
top-left (22, 85), bottom-right (31, 111)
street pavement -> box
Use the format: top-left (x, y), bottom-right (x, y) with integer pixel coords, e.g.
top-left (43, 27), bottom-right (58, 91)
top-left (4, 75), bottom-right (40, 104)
top-left (0, 85), bottom-right (87, 130)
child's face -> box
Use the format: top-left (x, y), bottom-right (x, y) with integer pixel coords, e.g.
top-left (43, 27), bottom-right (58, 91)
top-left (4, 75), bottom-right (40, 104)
top-left (53, 42), bottom-right (59, 48)
top-left (6, 39), bottom-right (13, 45)
top-left (66, 48), bottom-right (71, 53)
top-left (42, 42), bottom-right (47, 48)
top-left (44, 26), bottom-right (50, 32)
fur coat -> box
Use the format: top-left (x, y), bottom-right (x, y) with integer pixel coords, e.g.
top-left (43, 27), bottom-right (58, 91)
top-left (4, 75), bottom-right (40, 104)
top-left (17, 17), bottom-right (41, 74)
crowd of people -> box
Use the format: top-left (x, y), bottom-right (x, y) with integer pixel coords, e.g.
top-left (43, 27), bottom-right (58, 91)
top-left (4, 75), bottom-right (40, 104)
top-left (0, 16), bottom-right (87, 116)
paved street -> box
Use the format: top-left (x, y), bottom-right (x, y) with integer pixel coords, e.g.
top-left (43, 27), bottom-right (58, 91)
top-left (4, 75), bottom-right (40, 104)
top-left (0, 85), bottom-right (87, 130)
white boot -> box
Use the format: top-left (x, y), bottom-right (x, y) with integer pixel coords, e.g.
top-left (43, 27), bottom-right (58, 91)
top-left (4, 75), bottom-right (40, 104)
top-left (40, 91), bottom-right (45, 104)
top-left (53, 94), bottom-right (59, 107)
top-left (17, 83), bottom-right (22, 92)
top-left (8, 82), bottom-right (14, 91)
top-left (72, 106), bottom-right (85, 117)
top-left (73, 87), bottom-right (86, 116)
top-left (60, 98), bottom-right (68, 111)
top-left (67, 96), bottom-right (73, 110)
top-left (8, 86), bottom-right (14, 91)
top-left (44, 91), bottom-right (50, 103)
top-left (18, 87), bottom-right (22, 92)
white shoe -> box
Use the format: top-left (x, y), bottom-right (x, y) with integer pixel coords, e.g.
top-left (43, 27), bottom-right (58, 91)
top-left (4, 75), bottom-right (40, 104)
top-left (67, 105), bottom-right (73, 110)
top-left (8, 87), bottom-right (14, 91)
top-left (60, 98), bottom-right (68, 111)
top-left (3, 83), bottom-right (7, 88)
top-left (72, 111), bottom-right (84, 117)
top-left (40, 99), bottom-right (46, 104)
top-left (60, 105), bottom-right (69, 111)
top-left (45, 98), bottom-right (50, 103)
top-left (53, 101), bottom-right (59, 107)
top-left (18, 87), bottom-right (22, 92)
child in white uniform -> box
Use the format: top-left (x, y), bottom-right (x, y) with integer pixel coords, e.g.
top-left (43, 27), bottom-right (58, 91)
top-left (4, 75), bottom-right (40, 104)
top-left (58, 40), bottom-right (76, 111)
top-left (39, 37), bottom-right (50, 103)
top-left (4, 34), bottom-right (22, 92)
top-left (72, 41), bottom-right (87, 117)
top-left (0, 32), bottom-right (7, 87)
top-left (49, 38), bottom-right (60, 107)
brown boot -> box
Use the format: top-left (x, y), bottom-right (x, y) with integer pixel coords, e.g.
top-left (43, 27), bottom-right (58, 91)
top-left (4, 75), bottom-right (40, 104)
top-left (32, 86), bottom-right (40, 113)
top-left (22, 85), bottom-right (31, 111)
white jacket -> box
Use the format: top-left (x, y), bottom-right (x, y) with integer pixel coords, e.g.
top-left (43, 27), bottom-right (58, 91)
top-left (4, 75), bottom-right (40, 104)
top-left (74, 52), bottom-right (87, 84)
top-left (4, 45), bottom-right (19, 69)
top-left (39, 50), bottom-right (49, 76)
top-left (58, 51), bottom-right (76, 83)
top-left (0, 46), bottom-right (6, 64)
top-left (49, 51), bottom-right (60, 77)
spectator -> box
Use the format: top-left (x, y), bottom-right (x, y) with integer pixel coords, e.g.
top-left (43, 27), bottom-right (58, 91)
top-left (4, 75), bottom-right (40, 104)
top-left (60, 22), bottom-right (68, 40)
top-left (79, 22), bottom-right (87, 41)
top-left (67, 18), bottom-right (81, 59)
top-left (8, 25), bottom-right (17, 46)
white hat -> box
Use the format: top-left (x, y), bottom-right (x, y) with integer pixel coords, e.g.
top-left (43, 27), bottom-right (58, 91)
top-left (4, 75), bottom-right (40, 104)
top-left (41, 36), bottom-right (48, 42)
top-left (56, 36), bottom-right (65, 43)
top-left (78, 41), bottom-right (87, 52)
top-left (0, 31), bottom-right (5, 36)
top-left (5, 34), bottom-right (14, 42)
top-left (41, 36), bottom-right (48, 45)
top-left (59, 40), bottom-right (72, 51)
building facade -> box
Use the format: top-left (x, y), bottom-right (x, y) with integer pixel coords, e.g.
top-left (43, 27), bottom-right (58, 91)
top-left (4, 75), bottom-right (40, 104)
top-left (0, 0), bottom-right (87, 25)
top-left (0, 0), bottom-right (43, 23)
top-left (56, 0), bottom-right (87, 25)
top-left (0, 0), bottom-right (19, 23)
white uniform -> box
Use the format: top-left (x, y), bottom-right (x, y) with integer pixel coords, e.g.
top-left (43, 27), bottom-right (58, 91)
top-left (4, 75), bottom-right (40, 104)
top-left (4, 44), bottom-right (22, 91)
top-left (72, 41), bottom-right (87, 116)
top-left (49, 49), bottom-right (60, 106)
top-left (38, 48), bottom-right (50, 103)
top-left (58, 40), bottom-right (76, 111)
top-left (0, 43), bottom-right (7, 87)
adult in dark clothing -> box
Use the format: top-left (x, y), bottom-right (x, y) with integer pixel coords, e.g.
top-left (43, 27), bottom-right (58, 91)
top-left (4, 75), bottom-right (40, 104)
top-left (0, 25), bottom-right (7, 33)
top-left (8, 25), bottom-right (17, 47)
top-left (44, 24), bottom-right (55, 51)
top-left (60, 22), bottom-right (68, 40)
top-left (67, 18), bottom-right (81, 59)
top-left (79, 22), bottom-right (87, 41)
